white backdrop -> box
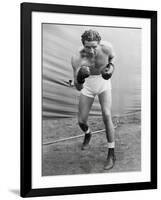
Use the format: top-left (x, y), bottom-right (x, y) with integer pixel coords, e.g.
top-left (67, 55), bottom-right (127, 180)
top-left (0, 0), bottom-right (160, 200)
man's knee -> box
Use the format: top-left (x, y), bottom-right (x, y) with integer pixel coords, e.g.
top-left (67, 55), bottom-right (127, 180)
top-left (78, 119), bottom-right (89, 132)
top-left (78, 114), bottom-right (86, 123)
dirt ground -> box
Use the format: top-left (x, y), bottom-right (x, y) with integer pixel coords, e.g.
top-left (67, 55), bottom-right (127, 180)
top-left (42, 112), bottom-right (141, 176)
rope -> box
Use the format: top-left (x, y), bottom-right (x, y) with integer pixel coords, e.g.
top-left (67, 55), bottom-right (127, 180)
top-left (43, 82), bottom-right (118, 146)
top-left (43, 129), bottom-right (106, 146)
top-left (43, 124), bottom-right (117, 146)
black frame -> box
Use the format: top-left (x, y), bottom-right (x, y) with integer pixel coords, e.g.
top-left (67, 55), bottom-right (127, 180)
top-left (20, 2), bottom-right (157, 197)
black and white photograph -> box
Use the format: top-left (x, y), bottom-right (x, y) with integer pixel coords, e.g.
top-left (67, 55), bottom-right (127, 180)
top-left (20, 2), bottom-right (157, 197)
top-left (42, 24), bottom-right (142, 176)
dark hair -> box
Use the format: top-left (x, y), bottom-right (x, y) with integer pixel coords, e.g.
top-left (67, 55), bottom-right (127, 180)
top-left (81, 29), bottom-right (101, 45)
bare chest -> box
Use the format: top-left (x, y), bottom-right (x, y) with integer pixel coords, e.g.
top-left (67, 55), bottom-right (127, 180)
top-left (80, 51), bottom-right (109, 73)
top-left (94, 52), bottom-right (109, 68)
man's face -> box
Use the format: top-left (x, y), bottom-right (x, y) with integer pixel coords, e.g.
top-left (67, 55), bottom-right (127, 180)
top-left (83, 40), bottom-right (99, 56)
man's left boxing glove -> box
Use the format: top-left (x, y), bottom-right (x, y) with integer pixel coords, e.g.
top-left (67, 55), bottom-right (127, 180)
top-left (77, 66), bottom-right (90, 84)
top-left (101, 63), bottom-right (115, 80)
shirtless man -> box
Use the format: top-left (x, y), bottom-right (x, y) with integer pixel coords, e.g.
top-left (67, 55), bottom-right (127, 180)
top-left (71, 29), bottom-right (115, 170)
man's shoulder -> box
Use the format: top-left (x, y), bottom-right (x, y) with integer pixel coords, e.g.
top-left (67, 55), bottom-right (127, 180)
top-left (100, 41), bottom-right (114, 56)
top-left (100, 41), bottom-right (113, 50)
top-left (71, 53), bottom-right (80, 63)
top-left (71, 49), bottom-right (82, 69)
top-left (71, 46), bottom-right (84, 61)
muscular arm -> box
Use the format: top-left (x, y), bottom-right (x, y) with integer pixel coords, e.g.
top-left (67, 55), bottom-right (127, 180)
top-left (101, 41), bottom-right (115, 64)
top-left (71, 55), bottom-right (83, 91)
top-left (101, 41), bottom-right (115, 79)
top-left (71, 54), bottom-right (91, 90)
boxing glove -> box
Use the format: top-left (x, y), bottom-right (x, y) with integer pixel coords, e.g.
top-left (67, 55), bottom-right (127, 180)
top-left (77, 66), bottom-right (90, 84)
top-left (101, 63), bottom-right (114, 80)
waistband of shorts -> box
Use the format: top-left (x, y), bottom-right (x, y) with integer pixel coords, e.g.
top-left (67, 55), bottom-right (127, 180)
top-left (88, 74), bottom-right (102, 78)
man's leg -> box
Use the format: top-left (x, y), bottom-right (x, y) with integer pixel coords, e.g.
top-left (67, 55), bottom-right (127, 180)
top-left (98, 90), bottom-right (115, 169)
top-left (78, 94), bottom-right (94, 150)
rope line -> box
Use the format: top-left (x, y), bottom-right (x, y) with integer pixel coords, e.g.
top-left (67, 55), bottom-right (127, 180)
top-left (43, 125), bottom-right (117, 146)
top-left (43, 129), bottom-right (106, 146)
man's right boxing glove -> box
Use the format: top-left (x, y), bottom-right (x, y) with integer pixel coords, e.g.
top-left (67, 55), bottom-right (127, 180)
top-left (77, 66), bottom-right (90, 84)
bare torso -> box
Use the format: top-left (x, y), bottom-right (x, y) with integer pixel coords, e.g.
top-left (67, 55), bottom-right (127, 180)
top-left (74, 43), bottom-right (110, 75)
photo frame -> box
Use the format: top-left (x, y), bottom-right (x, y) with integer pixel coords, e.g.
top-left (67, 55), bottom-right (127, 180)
top-left (21, 2), bottom-right (157, 197)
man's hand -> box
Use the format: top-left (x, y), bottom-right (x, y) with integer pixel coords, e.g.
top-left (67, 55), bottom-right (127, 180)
top-left (77, 66), bottom-right (90, 84)
top-left (101, 63), bottom-right (115, 80)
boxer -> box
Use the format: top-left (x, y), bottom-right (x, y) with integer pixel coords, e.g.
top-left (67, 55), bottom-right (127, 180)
top-left (71, 29), bottom-right (115, 170)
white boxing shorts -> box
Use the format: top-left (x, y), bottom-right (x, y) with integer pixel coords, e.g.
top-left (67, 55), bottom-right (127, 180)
top-left (81, 75), bottom-right (112, 98)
